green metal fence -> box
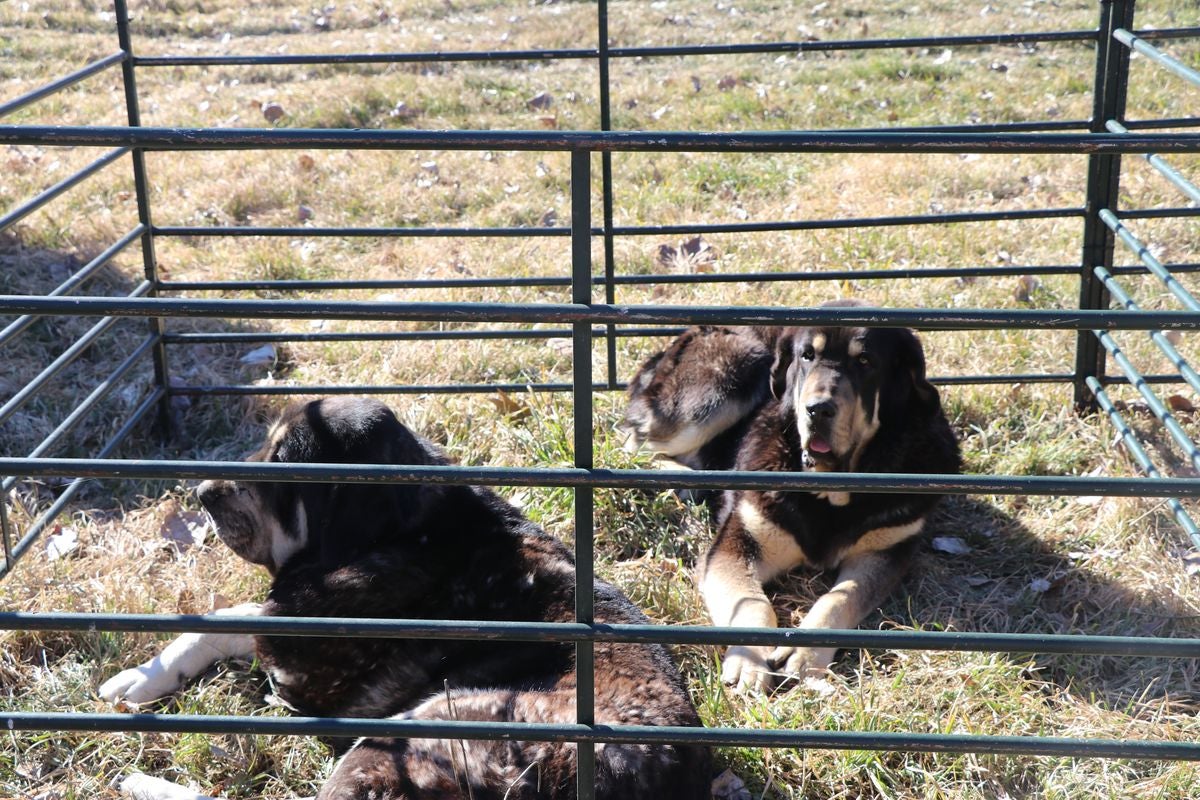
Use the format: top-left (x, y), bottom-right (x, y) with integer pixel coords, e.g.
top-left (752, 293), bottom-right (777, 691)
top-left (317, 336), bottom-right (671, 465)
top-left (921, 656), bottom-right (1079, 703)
top-left (2, 1), bottom-right (1200, 797)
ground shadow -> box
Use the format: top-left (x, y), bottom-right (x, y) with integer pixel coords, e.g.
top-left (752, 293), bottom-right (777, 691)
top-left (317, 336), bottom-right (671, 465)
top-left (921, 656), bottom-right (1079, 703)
top-left (766, 492), bottom-right (1200, 712)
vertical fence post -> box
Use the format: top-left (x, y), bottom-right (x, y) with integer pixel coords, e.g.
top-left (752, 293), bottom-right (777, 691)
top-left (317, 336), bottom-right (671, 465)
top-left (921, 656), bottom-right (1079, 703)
top-left (1075, 0), bottom-right (1135, 411)
top-left (0, 496), bottom-right (12, 573)
top-left (570, 148), bottom-right (596, 800)
top-left (114, 0), bottom-right (172, 438)
top-left (597, 0), bottom-right (619, 389)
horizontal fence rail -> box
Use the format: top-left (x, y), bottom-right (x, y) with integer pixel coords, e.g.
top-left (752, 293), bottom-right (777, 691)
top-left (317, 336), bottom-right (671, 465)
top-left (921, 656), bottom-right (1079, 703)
top-left (5, 612), bottom-right (1200, 656)
top-left (5, 712), bottom-right (1200, 761)
top-left (5, 125), bottom-right (1200, 153)
top-left (4, 459), bottom-right (1200, 497)
top-left (5, 296), bottom-right (1200, 329)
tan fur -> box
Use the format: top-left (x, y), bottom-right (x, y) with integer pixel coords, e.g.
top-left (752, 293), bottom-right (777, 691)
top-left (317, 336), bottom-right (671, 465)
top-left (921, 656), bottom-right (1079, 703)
top-left (839, 519), bottom-right (925, 563)
top-left (769, 551), bottom-right (902, 680)
top-left (698, 551), bottom-right (777, 690)
top-left (737, 499), bottom-right (809, 579)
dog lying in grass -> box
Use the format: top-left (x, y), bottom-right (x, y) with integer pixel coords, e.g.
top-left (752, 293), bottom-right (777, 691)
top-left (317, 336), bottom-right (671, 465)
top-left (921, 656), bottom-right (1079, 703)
top-left (101, 397), bottom-right (711, 799)
top-left (624, 302), bottom-right (961, 691)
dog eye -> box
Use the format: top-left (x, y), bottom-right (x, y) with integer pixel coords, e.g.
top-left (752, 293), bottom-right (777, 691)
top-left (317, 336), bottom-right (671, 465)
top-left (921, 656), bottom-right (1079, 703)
top-left (801, 347), bottom-right (815, 361)
top-left (858, 354), bottom-right (871, 367)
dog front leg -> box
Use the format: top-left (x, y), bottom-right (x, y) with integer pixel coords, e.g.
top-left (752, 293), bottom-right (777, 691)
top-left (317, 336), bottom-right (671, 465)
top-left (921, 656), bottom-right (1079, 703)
top-left (99, 603), bottom-right (261, 706)
top-left (699, 532), bottom-right (798, 692)
top-left (770, 546), bottom-right (910, 682)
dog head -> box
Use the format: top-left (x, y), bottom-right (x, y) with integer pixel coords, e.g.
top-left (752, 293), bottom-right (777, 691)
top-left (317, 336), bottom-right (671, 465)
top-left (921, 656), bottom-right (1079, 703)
top-left (771, 303), bottom-right (939, 471)
top-left (196, 397), bottom-right (440, 573)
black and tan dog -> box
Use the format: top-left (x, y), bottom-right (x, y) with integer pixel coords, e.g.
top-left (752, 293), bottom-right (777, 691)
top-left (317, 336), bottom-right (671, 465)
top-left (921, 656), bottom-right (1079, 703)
top-left (623, 302), bottom-right (960, 691)
top-left (101, 397), bottom-right (710, 800)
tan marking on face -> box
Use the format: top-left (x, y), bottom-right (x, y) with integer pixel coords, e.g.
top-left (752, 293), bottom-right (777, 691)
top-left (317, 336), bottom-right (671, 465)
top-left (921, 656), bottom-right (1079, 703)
top-left (265, 418), bottom-right (289, 454)
top-left (848, 338), bottom-right (864, 358)
top-left (810, 333), bottom-right (826, 353)
top-left (846, 388), bottom-right (882, 471)
top-left (838, 518), bottom-right (924, 565)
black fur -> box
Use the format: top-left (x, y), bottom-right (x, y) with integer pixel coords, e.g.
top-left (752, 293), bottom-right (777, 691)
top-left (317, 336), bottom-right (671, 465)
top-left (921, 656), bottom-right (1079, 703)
top-left (624, 305), bottom-right (961, 688)
top-left (200, 397), bottom-right (711, 800)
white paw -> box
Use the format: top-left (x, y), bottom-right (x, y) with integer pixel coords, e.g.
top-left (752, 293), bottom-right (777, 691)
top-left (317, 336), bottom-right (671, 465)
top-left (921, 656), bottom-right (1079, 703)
top-left (118, 772), bottom-right (217, 800)
top-left (99, 663), bottom-right (177, 706)
top-left (720, 645), bottom-right (775, 693)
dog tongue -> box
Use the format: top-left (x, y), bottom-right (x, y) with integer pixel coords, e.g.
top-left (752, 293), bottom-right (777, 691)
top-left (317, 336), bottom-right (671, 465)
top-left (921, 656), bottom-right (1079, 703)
top-left (808, 436), bottom-right (832, 454)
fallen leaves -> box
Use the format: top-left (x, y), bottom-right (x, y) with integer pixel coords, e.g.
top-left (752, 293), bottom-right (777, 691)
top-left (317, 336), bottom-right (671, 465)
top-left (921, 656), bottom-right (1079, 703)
top-left (657, 235), bottom-right (718, 273)
top-left (1167, 394), bottom-right (1196, 413)
top-left (46, 526), bottom-right (79, 561)
top-left (488, 390), bottom-right (532, 422)
top-left (527, 91), bottom-right (553, 110)
top-left (389, 100), bottom-right (421, 120)
top-left (1013, 275), bottom-right (1041, 303)
top-left (931, 536), bottom-right (972, 555)
top-left (240, 344), bottom-right (277, 366)
top-left (260, 101), bottom-right (286, 123)
top-left (158, 507), bottom-right (211, 551)
top-left (711, 769), bottom-right (752, 800)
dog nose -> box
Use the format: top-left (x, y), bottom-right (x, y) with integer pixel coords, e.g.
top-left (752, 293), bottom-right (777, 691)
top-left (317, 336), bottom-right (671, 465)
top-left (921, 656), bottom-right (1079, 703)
top-left (805, 399), bottom-right (836, 420)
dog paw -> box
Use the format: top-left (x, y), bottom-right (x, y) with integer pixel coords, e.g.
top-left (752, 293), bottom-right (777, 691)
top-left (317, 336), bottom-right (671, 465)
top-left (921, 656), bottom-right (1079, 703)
top-left (767, 645), bottom-right (834, 686)
top-left (118, 772), bottom-right (217, 800)
top-left (99, 663), bottom-right (176, 706)
top-left (720, 645), bottom-right (775, 692)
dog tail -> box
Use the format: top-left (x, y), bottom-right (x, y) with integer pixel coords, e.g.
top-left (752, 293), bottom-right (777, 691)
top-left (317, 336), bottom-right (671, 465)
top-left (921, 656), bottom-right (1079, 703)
top-left (621, 326), bottom-right (779, 470)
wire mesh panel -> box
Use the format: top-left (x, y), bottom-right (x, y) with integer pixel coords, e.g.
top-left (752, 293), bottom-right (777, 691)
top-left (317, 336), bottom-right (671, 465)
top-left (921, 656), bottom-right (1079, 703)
top-left (2, 1), bottom-right (1200, 798)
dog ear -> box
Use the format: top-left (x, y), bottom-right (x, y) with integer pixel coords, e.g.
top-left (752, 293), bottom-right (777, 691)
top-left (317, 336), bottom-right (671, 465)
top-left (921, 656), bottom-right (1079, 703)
top-left (311, 481), bottom-right (426, 567)
top-left (294, 399), bottom-right (439, 567)
top-left (770, 333), bottom-right (795, 402)
top-left (895, 329), bottom-right (941, 415)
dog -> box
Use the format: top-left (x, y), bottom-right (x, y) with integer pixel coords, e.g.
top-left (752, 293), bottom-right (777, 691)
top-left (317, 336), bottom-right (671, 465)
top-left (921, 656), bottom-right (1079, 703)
top-left (100, 397), bottom-right (711, 800)
top-left (623, 302), bottom-right (961, 692)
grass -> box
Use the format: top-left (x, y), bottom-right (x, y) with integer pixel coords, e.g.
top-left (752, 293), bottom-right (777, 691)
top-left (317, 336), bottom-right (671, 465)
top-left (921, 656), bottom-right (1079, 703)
top-left (3, 0), bottom-right (1200, 797)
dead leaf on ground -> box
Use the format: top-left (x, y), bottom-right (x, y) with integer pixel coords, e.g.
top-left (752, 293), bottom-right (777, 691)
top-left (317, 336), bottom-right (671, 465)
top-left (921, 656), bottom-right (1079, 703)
top-left (537, 115), bottom-right (558, 129)
top-left (297, 154), bottom-right (315, 171)
top-left (1167, 394), bottom-right (1196, 413)
top-left (46, 526), bottom-right (79, 561)
top-left (389, 100), bottom-right (421, 119)
top-left (159, 507), bottom-right (211, 551)
top-left (657, 235), bottom-right (718, 273)
top-left (527, 91), bottom-right (553, 110)
top-left (931, 536), bottom-right (972, 555)
top-left (240, 343), bottom-right (277, 366)
top-left (1013, 275), bottom-right (1041, 302)
top-left (489, 390), bottom-right (532, 422)
top-left (711, 769), bottom-right (752, 800)
top-left (717, 75), bottom-right (739, 90)
top-left (260, 101), bottom-right (285, 123)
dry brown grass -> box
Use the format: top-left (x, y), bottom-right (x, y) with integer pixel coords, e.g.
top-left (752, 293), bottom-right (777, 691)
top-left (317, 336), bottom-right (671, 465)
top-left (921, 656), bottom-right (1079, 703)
top-left (4, 0), bottom-right (1200, 798)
